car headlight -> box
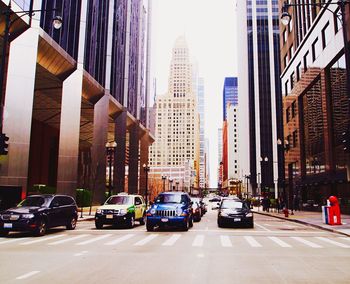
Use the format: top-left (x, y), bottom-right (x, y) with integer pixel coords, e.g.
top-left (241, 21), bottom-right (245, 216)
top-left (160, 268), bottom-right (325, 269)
top-left (119, 209), bottom-right (127, 215)
top-left (220, 211), bottom-right (229, 217)
top-left (150, 208), bottom-right (156, 215)
top-left (96, 209), bottom-right (102, 214)
top-left (176, 208), bottom-right (183, 216)
top-left (22, 214), bottom-right (35, 219)
top-left (246, 212), bottom-right (253, 217)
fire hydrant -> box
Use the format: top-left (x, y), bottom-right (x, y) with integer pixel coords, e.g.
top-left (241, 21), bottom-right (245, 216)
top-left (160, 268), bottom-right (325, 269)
top-left (283, 207), bottom-right (289, 217)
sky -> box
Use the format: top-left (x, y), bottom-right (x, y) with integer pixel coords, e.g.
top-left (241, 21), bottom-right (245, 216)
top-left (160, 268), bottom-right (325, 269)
top-left (150, 0), bottom-right (237, 187)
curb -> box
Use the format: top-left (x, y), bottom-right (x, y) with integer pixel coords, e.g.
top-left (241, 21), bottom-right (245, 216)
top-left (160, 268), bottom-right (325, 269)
top-left (253, 210), bottom-right (350, 237)
top-left (77, 216), bottom-right (95, 222)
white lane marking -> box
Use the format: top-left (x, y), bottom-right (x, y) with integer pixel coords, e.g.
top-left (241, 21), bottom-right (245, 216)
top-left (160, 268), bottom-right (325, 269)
top-left (105, 234), bottom-right (135, 245)
top-left (315, 237), bottom-right (350, 248)
top-left (254, 223), bottom-right (271, 232)
top-left (291, 237), bottom-right (322, 248)
top-left (48, 234), bottom-right (89, 245)
top-left (340, 237), bottom-right (350, 242)
top-left (220, 235), bottom-right (232, 247)
top-left (268, 236), bottom-right (291, 248)
top-left (20, 234), bottom-right (67, 245)
top-left (192, 235), bottom-right (205, 247)
top-left (76, 234), bottom-right (112, 245)
top-left (16, 271), bottom-right (40, 280)
top-left (134, 234), bottom-right (158, 246)
top-left (0, 238), bottom-right (25, 245)
top-left (244, 236), bottom-right (262, 247)
top-left (162, 234), bottom-right (181, 246)
top-left (74, 250), bottom-right (88, 256)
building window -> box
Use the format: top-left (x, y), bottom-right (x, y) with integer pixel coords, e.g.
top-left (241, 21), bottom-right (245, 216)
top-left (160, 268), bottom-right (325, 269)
top-left (285, 80), bottom-right (289, 96)
top-left (289, 45), bottom-right (294, 61)
top-left (293, 130), bottom-right (298, 147)
top-left (286, 107), bottom-right (290, 123)
top-left (283, 29), bottom-right (287, 44)
top-left (291, 101), bottom-right (296, 118)
top-left (290, 72), bottom-right (295, 90)
top-left (334, 7), bottom-right (341, 34)
top-left (312, 38), bottom-right (319, 62)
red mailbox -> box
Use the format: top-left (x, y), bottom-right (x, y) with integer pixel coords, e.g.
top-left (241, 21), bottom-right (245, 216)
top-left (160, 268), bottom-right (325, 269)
top-left (328, 196), bottom-right (342, 225)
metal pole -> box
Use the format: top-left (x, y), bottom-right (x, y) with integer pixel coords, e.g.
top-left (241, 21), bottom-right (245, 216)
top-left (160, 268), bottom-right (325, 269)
top-left (108, 150), bottom-right (112, 197)
top-left (0, 8), bottom-right (11, 133)
top-left (145, 168), bottom-right (148, 207)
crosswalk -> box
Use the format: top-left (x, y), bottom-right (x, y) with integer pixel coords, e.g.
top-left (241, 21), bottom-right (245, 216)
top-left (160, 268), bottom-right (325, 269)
top-left (1, 234), bottom-right (350, 249)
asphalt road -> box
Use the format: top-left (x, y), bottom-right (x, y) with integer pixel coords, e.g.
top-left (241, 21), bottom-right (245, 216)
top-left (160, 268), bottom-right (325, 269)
top-left (1, 204), bottom-right (350, 284)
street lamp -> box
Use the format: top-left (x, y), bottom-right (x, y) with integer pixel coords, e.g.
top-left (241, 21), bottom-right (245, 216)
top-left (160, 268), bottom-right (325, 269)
top-left (169, 178), bottom-right (173, 191)
top-left (105, 141), bottom-right (117, 197)
top-left (0, 2), bottom-right (62, 136)
top-left (162, 175), bottom-right (166, 192)
top-left (244, 174), bottom-right (251, 198)
top-left (281, 0), bottom-right (350, 113)
top-left (143, 164), bottom-right (150, 207)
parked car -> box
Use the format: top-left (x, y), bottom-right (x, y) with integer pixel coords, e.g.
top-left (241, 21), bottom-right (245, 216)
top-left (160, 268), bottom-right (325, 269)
top-left (146, 192), bottom-right (193, 231)
top-left (0, 194), bottom-right (78, 237)
top-left (209, 196), bottom-right (221, 203)
top-left (95, 193), bottom-right (146, 229)
top-left (191, 197), bottom-right (207, 215)
top-left (217, 198), bottom-right (254, 228)
top-left (192, 201), bottom-right (202, 222)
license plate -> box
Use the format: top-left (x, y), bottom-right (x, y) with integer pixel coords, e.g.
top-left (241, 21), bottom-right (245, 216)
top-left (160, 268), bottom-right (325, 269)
top-left (106, 214), bottom-right (113, 219)
top-left (161, 218), bottom-right (168, 222)
top-left (234, 218), bottom-right (241, 222)
top-left (4, 223), bottom-right (12, 229)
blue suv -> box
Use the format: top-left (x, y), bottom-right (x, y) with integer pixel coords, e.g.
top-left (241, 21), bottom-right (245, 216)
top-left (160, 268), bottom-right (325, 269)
top-left (146, 192), bottom-right (193, 231)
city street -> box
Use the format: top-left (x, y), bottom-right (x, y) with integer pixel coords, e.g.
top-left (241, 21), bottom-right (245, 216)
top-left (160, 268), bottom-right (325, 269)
top-left (1, 206), bottom-right (350, 284)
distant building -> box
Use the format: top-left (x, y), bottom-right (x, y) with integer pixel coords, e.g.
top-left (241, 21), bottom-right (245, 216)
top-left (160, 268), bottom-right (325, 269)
top-left (222, 77), bottom-right (238, 120)
top-left (197, 77), bottom-right (206, 189)
top-left (149, 36), bottom-right (200, 190)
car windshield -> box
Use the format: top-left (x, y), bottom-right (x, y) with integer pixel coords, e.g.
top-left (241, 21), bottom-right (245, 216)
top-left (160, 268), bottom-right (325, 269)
top-left (105, 196), bottom-right (132, 205)
top-left (221, 200), bottom-right (244, 209)
top-left (155, 194), bottom-right (185, 204)
top-left (17, 196), bottom-right (46, 207)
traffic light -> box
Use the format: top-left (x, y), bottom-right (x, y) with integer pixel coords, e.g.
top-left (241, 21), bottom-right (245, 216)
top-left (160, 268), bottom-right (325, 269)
top-left (342, 131), bottom-right (350, 153)
top-left (0, 133), bottom-right (9, 155)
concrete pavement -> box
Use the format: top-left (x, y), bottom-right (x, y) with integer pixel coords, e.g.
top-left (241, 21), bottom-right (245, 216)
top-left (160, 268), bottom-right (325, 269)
top-left (253, 207), bottom-right (350, 237)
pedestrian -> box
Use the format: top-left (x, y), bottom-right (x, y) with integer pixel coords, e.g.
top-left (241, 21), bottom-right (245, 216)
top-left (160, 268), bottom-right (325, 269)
top-left (276, 198), bottom-right (280, 213)
top-left (266, 197), bottom-right (271, 212)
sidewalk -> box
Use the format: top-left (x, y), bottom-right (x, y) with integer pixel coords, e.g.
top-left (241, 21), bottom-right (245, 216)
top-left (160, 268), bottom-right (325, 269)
top-left (253, 207), bottom-right (350, 237)
top-left (77, 206), bottom-right (98, 221)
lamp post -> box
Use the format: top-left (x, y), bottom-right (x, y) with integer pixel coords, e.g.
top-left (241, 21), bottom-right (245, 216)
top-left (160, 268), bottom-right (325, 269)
top-left (259, 156), bottom-right (269, 196)
top-left (162, 175), bottom-right (166, 192)
top-left (169, 178), bottom-right (173, 191)
top-left (143, 164), bottom-right (150, 207)
top-left (105, 141), bottom-right (117, 197)
top-left (0, 2), bottom-right (62, 136)
top-left (244, 174), bottom-right (251, 198)
top-left (176, 181), bottom-right (179, 191)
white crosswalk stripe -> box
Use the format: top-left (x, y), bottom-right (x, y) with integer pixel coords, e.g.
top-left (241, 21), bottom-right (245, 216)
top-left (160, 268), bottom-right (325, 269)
top-left (162, 234), bottom-right (181, 246)
top-left (268, 237), bottom-right (291, 248)
top-left (134, 234), bottom-right (159, 246)
top-left (339, 237), bottom-right (350, 242)
top-left (315, 237), bottom-right (350, 248)
top-left (220, 235), bottom-right (232, 247)
top-left (76, 234), bottom-right (112, 245)
top-left (105, 234), bottom-right (135, 245)
top-left (20, 234), bottom-right (67, 245)
top-left (192, 235), bottom-right (205, 247)
top-left (0, 238), bottom-right (25, 245)
top-left (291, 237), bottom-right (322, 248)
top-left (244, 236), bottom-right (262, 247)
top-left (48, 234), bottom-right (89, 245)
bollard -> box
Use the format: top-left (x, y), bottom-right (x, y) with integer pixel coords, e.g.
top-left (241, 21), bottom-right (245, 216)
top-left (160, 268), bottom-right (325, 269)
top-left (283, 207), bottom-right (289, 217)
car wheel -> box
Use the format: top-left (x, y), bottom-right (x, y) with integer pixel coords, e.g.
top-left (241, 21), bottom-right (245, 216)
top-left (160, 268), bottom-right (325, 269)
top-left (95, 221), bottom-right (103, 229)
top-left (189, 216), bottom-right (193, 227)
top-left (182, 219), bottom-right (189, 231)
top-left (217, 218), bottom-right (224, 228)
top-left (139, 214), bottom-right (146, 225)
top-left (66, 217), bottom-right (77, 230)
top-left (248, 221), bottom-right (254, 228)
top-left (35, 220), bottom-right (47, 237)
top-left (0, 230), bottom-right (9, 237)
top-left (128, 215), bottom-right (135, 229)
top-left (146, 222), bottom-right (154, 232)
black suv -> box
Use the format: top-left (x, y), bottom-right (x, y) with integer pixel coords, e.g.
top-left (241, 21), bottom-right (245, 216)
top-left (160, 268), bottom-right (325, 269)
top-left (0, 194), bottom-right (78, 236)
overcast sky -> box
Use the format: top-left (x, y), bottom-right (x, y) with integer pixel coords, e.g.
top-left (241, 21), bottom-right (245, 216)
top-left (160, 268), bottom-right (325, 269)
top-left (150, 0), bottom-right (237, 187)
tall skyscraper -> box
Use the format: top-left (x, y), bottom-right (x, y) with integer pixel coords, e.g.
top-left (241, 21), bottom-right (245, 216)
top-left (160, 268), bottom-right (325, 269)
top-left (236, 0), bottom-right (282, 198)
top-left (149, 36), bottom-right (200, 189)
top-left (197, 77), bottom-right (206, 189)
top-left (223, 77), bottom-right (238, 120)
